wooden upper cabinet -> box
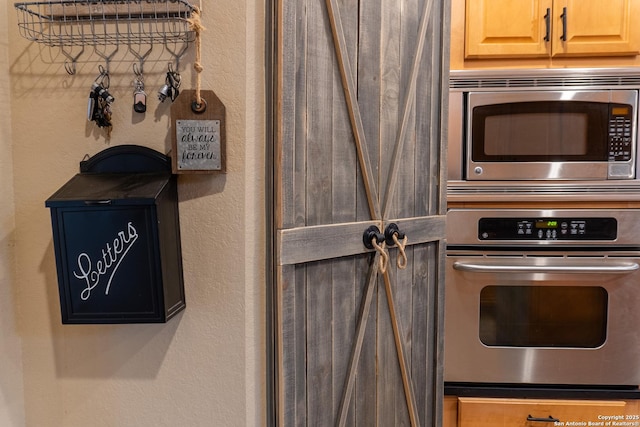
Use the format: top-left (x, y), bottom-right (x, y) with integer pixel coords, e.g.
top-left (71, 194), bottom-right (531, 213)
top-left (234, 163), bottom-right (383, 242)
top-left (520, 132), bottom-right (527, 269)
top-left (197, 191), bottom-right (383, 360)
top-left (465, 0), bottom-right (553, 58)
top-left (465, 0), bottom-right (640, 58)
top-left (553, 0), bottom-right (640, 57)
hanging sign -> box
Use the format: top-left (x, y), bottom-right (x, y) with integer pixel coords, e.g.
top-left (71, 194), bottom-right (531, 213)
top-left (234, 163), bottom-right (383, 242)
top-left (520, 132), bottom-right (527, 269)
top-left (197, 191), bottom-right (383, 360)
top-left (171, 89), bottom-right (226, 174)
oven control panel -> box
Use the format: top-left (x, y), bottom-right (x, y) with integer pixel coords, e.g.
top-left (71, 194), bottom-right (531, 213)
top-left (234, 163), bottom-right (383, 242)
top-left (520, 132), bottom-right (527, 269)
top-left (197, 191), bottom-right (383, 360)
top-left (478, 217), bottom-right (618, 240)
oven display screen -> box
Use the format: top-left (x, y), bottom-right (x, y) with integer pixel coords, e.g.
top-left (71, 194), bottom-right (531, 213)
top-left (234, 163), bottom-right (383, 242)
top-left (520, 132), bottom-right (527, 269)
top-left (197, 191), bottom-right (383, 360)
top-left (535, 220), bottom-right (558, 229)
top-left (478, 217), bottom-right (617, 240)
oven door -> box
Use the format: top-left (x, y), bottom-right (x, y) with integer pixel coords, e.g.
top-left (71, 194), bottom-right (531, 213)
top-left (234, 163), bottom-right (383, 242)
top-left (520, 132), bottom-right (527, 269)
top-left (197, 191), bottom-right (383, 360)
top-left (444, 251), bottom-right (640, 386)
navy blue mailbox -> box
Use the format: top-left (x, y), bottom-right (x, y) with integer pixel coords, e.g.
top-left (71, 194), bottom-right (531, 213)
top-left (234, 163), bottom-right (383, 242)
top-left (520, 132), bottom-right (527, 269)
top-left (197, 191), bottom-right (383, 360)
top-left (45, 145), bottom-right (185, 324)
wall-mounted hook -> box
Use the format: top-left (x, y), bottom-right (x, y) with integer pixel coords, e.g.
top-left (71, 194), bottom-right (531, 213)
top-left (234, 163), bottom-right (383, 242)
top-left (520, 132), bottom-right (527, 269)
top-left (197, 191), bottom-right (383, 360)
top-left (95, 64), bottom-right (110, 89)
top-left (60, 45), bottom-right (85, 76)
top-left (128, 42), bottom-right (153, 76)
top-left (133, 62), bottom-right (143, 79)
top-left (93, 43), bottom-right (119, 75)
top-left (163, 39), bottom-right (190, 71)
top-left (64, 60), bottom-right (77, 76)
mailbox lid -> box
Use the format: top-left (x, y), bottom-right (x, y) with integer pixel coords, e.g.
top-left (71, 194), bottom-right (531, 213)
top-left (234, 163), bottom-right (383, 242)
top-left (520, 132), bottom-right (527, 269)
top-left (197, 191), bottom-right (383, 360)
top-left (45, 173), bottom-right (172, 208)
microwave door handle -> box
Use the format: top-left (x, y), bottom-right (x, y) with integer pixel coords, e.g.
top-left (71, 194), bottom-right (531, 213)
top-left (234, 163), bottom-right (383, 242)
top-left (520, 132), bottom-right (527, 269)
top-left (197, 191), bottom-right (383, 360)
top-left (452, 261), bottom-right (639, 274)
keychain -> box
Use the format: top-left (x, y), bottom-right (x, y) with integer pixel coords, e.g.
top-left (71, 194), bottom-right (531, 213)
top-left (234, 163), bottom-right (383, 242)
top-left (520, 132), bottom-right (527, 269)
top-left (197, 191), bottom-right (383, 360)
top-left (158, 63), bottom-right (181, 103)
top-left (88, 65), bottom-right (115, 132)
top-left (132, 64), bottom-right (147, 113)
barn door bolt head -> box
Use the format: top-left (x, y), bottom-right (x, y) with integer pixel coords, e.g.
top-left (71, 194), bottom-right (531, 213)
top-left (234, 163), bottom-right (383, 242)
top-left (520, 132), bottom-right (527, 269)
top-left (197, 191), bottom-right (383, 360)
top-left (384, 223), bottom-right (405, 247)
top-left (363, 225), bottom-right (385, 250)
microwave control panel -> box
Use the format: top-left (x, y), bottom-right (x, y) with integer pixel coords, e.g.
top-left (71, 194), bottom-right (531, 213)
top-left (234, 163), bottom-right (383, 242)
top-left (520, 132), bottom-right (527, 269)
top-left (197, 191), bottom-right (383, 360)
top-left (478, 217), bottom-right (618, 241)
top-left (608, 104), bottom-right (633, 161)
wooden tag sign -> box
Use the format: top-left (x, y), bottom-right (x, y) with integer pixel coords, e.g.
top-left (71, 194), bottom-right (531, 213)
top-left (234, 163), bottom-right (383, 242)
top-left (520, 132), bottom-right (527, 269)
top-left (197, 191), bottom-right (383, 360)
top-left (171, 89), bottom-right (226, 174)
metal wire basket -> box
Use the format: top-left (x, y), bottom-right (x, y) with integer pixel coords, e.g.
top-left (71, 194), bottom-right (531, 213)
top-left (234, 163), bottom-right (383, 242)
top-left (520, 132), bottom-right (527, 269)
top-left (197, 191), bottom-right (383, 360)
top-left (14, 0), bottom-right (196, 47)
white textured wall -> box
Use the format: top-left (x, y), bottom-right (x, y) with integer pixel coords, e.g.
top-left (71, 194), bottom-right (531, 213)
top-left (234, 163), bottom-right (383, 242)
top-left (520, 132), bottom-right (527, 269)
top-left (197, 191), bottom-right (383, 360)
top-left (0, 0), bottom-right (25, 425)
top-left (5, 0), bottom-right (266, 425)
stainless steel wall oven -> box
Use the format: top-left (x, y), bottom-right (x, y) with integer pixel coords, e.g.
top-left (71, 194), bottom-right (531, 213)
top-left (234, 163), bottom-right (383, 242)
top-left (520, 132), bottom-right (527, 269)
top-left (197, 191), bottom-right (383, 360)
top-left (445, 208), bottom-right (640, 387)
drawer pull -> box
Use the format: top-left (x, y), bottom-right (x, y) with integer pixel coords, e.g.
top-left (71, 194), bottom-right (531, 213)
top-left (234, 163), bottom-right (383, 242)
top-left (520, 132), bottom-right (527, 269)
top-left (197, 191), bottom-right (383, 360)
top-left (527, 414), bottom-right (560, 423)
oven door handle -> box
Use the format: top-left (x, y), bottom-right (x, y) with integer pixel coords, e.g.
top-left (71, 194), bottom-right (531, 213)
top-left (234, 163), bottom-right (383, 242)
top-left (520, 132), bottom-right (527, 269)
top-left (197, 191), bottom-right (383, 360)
top-left (452, 261), bottom-right (639, 274)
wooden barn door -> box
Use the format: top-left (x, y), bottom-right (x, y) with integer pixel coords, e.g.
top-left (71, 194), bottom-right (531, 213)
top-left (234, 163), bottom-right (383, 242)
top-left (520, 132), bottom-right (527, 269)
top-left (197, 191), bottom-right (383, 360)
top-left (272, 0), bottom-right (449, 425)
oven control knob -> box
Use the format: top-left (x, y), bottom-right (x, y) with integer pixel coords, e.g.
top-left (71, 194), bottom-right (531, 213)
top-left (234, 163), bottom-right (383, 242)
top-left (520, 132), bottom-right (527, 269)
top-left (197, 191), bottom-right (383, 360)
top-left (474, 166), bottom-right (483, 175)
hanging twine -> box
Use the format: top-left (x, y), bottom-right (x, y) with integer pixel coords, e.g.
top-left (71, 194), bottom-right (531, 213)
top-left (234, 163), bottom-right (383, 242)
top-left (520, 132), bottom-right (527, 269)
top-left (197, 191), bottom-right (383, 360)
top-left (393, 234), bottom-right (408, 269)
top-left (371, 239), bottom-right (389, 274)
top-left (187, 6), bottom-right (206, 106)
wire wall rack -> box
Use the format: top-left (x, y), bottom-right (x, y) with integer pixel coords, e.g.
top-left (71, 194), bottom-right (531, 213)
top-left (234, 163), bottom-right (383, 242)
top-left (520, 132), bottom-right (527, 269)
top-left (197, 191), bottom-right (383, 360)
top-left (14, 0), bottom-right (197, 73)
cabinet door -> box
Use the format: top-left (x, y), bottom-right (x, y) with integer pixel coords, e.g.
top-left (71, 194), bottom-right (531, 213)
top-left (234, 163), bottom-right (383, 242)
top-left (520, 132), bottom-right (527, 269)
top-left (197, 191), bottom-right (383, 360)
top-left (458, 397), bottom-right (634, 426)
top-left (552, 0), bottom-right (640, 56)
top-left (465, 0), bottom-right (553, 58)
top-left (273, 0), bottom-right (448, 425)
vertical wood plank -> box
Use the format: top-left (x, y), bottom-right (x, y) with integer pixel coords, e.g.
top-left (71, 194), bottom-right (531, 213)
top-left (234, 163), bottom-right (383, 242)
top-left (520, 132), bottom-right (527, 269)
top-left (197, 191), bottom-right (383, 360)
top-left (306, 263), bottom-right (333, 424)
top-left (394, 0), bottom-right (420, 422)
top-left (434, 2), bottom-right (450, 424)
top-left (366, 0), bottom-right (403, 425)
top-left (357, 0), bottom-right (382, 213)
top-left (275, 0), bottom-right (297, 230)
top-left (277, 265), bottom-right (302, 426)
top-left (355, 0), bottom-right (382, 422)
top-left (294, 0), bottom-right (310, 423)
top-left (355, 257), bottom-right (377, 426)
top-left (377, 279), bottom-right (401, 426)
top-left (397, 0), bottom-right (419, 220)
top-left (305, 0), bottom-right (335, 423)
top-left (294, 0), bottom-right (309, 229)
top-left (294, 265), bottom-right (308, 426)
top-left (378, 0), bottom-right (401, 217)
top-left (332, 258), bottom-right (356, 425)
top-left (411, 4), bottom-right (433, 423)
top-left (331, 0), bottom-right (359, 423)
top-left (411, 244), bottom-right (430, 425)
top-left (275, 0), bottom-right (301, 423)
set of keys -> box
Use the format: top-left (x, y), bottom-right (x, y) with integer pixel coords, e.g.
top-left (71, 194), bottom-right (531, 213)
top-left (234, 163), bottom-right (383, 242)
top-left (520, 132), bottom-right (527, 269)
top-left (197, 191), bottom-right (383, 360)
top-left (158, 64), bottom-right (182, 103)
top-left (132, 64), bottom-right (182, 113)
top-left (87, 64), bottom-right (182, 135)
top-left (133, 68), bottom-right (147, 113)
top-left (87, 66), bottom-right (114, 132)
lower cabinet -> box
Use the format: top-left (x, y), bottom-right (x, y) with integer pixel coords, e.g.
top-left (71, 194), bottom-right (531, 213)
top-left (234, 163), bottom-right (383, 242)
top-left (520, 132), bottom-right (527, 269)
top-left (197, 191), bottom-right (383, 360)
top-left (445, 396), bottom-right (640, 426)
top-left (443, 396), bottom-right (457, 427)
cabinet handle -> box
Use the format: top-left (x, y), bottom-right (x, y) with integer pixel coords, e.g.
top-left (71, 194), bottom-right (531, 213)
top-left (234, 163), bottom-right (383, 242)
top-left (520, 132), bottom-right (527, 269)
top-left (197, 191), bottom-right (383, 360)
top-left (560, 7), bottom-right (567, 41)
top-left (543, 8), bottom-right (550, 42)
top-left (527, 414), bottom-right (560, 423)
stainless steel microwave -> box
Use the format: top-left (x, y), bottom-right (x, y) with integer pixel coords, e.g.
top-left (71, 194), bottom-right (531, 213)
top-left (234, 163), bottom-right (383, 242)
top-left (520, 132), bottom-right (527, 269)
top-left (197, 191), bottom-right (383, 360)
top-left (449, 83), bottom-right (639, 181)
